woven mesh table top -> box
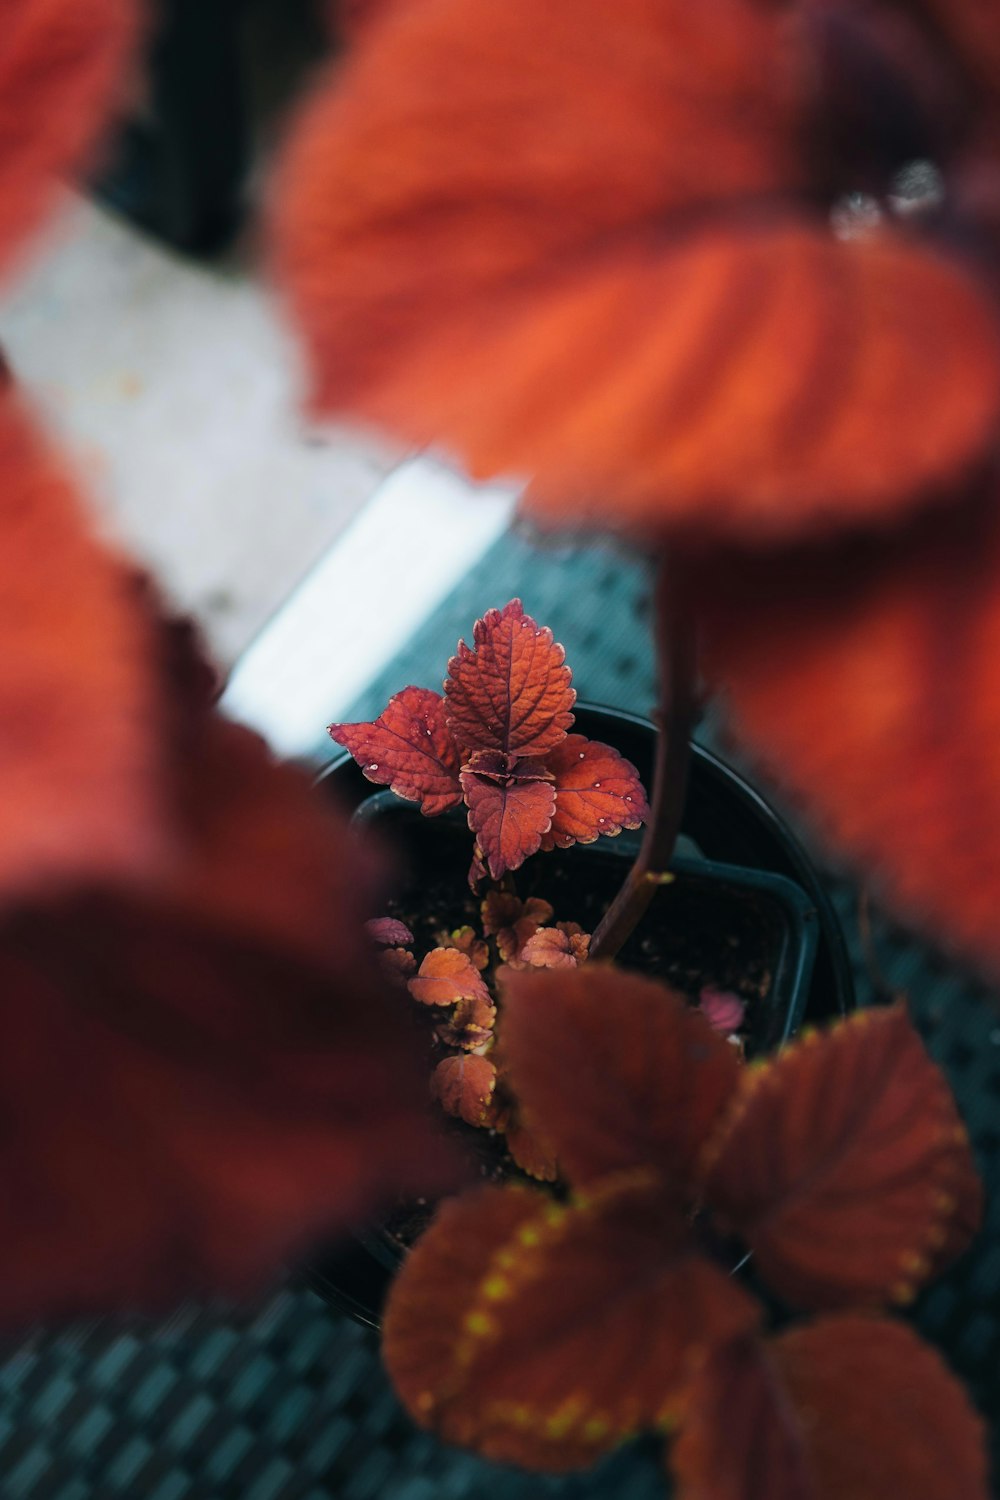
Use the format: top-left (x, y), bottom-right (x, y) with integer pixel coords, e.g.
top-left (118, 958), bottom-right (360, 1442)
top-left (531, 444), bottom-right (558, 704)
top-left (3, 532), bottom-right (998, 1498)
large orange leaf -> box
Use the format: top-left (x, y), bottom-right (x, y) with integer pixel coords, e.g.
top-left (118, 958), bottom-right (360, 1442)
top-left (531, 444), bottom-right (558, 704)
top-left (500, 968), bottom-right (741, 1193)
top-left (273, 0), bottom-right (1000, 541)
top-left (383, 1175), bottom-right (760, 1471)
top-left (0, 0), bottom-right (138, 279)
top-left (699, 493), bottom-right (1000, 974)
top-left (0, 397), bottom-right (163, 903)
top-left (672, 1318), bottom-right (988, 1500)
top-left (700, 1007), bottom-right (982, 1310)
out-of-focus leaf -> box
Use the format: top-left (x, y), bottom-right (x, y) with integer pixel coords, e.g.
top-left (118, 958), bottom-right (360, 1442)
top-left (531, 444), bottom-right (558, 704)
top-left (0, 0), bottom-right (139, 281)
top-left (699, 496), bottom-right (1000, 976)
top-left (435, 991), bottom-right (496, 1050)
top-left (0, 397), bottom-right (163, 902)
top-left (701, 1006), bottom-right (982, 1309)
top-left (273, 0), bottom-right (1000, 543)
top-left (672, 1318), bottom-right (989, 1500)
top-left (542, 734), bottom-right (648, 849)
top-left (500, 968), bottom-right (740, 1193)
top-left (446, 600), bottom-right (575, 757)
top-left (384, 1175), bottom-right (760, 1471)
top-left (481, 892), bottom-right (553, 962)
top-left (330, 685), bottom-right (462, 815)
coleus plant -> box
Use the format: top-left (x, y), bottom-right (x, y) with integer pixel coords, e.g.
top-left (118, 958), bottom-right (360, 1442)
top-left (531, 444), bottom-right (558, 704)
top-left (329, 599), bottom-right (649, 884)
top-left (382, 969), bottom-right (988, 1499)
top-left (332, 601), bottom-right (651, 1171)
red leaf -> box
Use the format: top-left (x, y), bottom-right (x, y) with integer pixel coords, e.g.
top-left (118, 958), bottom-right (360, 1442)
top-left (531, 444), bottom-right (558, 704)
top-left (445, 600), bottom-right (575, 756)
top-left (366, 917), bottom-right (414, 946)
top-left (0, 0), bottom-right (139, 281)
top-left (273, 0), bottom-right (1000, 543)
top-left (701, 1006), bottom-right (982, 1309)
top-left (500, 967), bottom-right (741, 1192)
top-left (330, 685), bottom-right (462, 815)
top-left (0, 398), bottom-right (164, 903)
top-left (462, 759), bottom-right (556, 880)
top-left (408, 946), bottom-right (492, 1006)
top-left (431, 1053), bottom-right (497, 1125)
top-left (504, 1118), bottom-right (559, 1183)
top-left (699, 497), bottom-right (1000, 976)
top-left (542, 734), bottom-right (648, 849)
top-left (520, 924), bottom-right (590, 968)
top-left (672, 1318), bottom-right (989, 1500)
top-left (383, 1176), bottom-right (761, 1471)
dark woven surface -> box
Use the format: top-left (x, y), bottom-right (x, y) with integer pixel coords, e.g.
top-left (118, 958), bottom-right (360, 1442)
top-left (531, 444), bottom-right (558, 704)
top-left (3, 531), bottom-right (997, 1496)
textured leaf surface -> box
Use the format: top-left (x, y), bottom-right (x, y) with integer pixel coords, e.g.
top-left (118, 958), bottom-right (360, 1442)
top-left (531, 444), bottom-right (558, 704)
top-left (700, 499), bottom-right (1000, 974)
top-left (431, 1053), bottom-right (497, 1125)
top-left (501, 968), bottom-right (740, 1191)
top-left (543, 734), bottom-right (648, 849)
top-left (446, 600), bottom-right (575, 756)
top-left (408, 946), bottom-right (492, 1007)
top-left (0, 0), bottom-right (138, 280)
top-left (274, 0), bottom-right (1000, 541)
top-left (462, 762), bottom-right (556, 879)
top-left (672, 1319), bottom-right (989, 1500)
top-left (701, 1007), bottom-right (982, 1309)
top-left (0, 398), bottom-right (163, 902)
top-left (384, 1177), bottom-right (760, 1471)
top-left (330, 686), bottom-right (462, 814)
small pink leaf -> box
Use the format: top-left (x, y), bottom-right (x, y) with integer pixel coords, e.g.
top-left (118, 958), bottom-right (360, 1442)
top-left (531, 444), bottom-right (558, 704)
top-left (330, 685), bottom-right (462, 814)
top-left (698, 987), bottom-right (746, 1034)
top-left (366, 917), bottom-right (414, 947)
top-left (543, 735), bottom-right (649, 849)
top-left (520, 924), bottom-right (590, 968)
top-left (445, 600), bottom-right (576, 757)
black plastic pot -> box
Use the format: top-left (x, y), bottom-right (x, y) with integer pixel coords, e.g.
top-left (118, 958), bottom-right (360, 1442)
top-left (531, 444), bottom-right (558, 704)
top-left (301, 703), bottom-right (854, 1327)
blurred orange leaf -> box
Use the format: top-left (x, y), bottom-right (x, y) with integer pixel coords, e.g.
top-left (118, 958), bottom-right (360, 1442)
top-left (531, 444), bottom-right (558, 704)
top-left (0, 397), bottom-right (163, 902)
top-left (500, 968), bottom-right (740, 1193)
top-left (672, 1319), bottom-right (988, 1500)
top-left (699, 497), bottom-right (1000, 975)
top-left (701, 1007), bottom-right (982, 1309)
top-left (384, 1176), bottom-right (760, 1471)
top-left (0, 0), bottom-right (139, 280)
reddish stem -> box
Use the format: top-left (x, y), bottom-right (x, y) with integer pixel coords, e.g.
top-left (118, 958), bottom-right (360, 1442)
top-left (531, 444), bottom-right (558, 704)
top-left (588, 564), bottom-right (698, 961)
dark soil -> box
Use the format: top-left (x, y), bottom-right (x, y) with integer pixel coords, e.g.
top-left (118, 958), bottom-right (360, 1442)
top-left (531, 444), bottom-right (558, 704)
top-left (365, 801), bottom-right (789, 1257)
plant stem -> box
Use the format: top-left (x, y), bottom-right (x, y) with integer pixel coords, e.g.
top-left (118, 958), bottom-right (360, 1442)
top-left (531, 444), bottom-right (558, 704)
top-left (589, 563), bottom-right (698, 962)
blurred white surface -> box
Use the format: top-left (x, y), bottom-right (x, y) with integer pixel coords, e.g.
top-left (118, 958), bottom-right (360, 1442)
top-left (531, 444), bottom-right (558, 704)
top-left (221, 458), bottom-right (516, 757)
top-left (0, 194), bottom-right (398, 665)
